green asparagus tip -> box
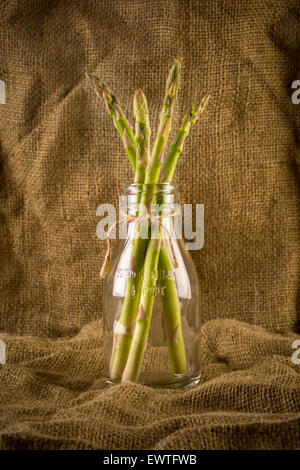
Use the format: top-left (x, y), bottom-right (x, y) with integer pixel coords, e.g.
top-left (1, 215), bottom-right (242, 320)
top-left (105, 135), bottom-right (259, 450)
top-left (86, 72), bottom-right (93, 83)
top-left (199, 92), bottom-right (210, 111)
top-left (87, 73), bottom-right (104, 98)
top-left (87, 73), bottom-right (116, 106)
top-left (134, 88), bottom-right (144, 102)
top-left (133, 89), bottom-right (149, 120)
top-left (174, 58), bottom-right (181, 71)
top-left (191, 93), bottom-right (211, 123)
top-left (168, 59), bottom-right (181, 87)
top-left (86, 72), bottom-right (96, 91)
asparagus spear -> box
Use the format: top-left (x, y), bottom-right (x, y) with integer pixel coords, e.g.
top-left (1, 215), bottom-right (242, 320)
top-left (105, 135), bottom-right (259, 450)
top-left (121, 60), bottom-right (181, 382)
top-left (158, 243), bottom-right (187, 373)
top-left (109, 237), bottom-right (148, 380)
top-left (161, 93), bottom-right (210, 182)
top-left (122, 226), bottom-right (162, 382)
top-left (154, 95), bottom-right (210, 374)
top-left (123, 93), bottom-right (210, 382)
top-left (112, 60), bottom-right (181, 381)
top-left (87, 73), bottom-right (136, 172)
top-left (89, 62), bottom-right (210, 383)
top-left (109, 90), bottom-right (151, 379)
top-left (134, 89), bottom-right (151, 183)
top-left (144, 59), bottom-right (181, 185)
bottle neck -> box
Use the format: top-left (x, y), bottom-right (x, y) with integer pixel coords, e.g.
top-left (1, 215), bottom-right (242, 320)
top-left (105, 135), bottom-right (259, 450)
top-left (124, 183), bottom-right (178, 217)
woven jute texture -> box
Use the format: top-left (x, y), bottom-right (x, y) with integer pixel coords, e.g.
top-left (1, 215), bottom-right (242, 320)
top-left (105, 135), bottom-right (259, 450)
top-left (0, 0), bottom-right (300, 449)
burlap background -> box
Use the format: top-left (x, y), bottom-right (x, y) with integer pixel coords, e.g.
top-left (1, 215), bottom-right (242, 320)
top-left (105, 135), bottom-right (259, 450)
top-left (0, 0), bottom-right (300, 449)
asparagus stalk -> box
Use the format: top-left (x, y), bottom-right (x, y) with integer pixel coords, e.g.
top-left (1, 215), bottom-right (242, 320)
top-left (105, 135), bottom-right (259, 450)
top-left (123, 93), bottom-right (210, 381)
top-left (87, 73), bottom-right (136, 172)
top-left (109, 90), bottom-right (151, 379)
top-left (109, 235), bottom-right (147, 380)
top-left (122, 225), bottom-right (162, 382)
top-left (89, 62), bottom-right (210, 383)
top-left (144, 59), bottom-right (181, 185)
top-left (158, 242), bottom-right (187, 373)
top-left (111, 61), bottom-right (181, 381)
top-left (87, 74), bottom-right (151, 379)
top-left (121, 60), bottom-right (181, 382)
top-left (156, 95), bottom-right (210, 373)
top-left (134, 89), bottom-right (151, 183)
top-left (161, 93), bottom-right (210, 182)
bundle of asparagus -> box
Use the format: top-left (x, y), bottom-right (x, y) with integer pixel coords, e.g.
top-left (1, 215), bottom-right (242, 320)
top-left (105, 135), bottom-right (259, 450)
top-left (88, 60), bottom-right (209, 383)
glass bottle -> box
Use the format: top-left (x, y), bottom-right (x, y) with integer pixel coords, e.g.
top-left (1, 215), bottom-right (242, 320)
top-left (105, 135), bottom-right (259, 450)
top-left (103, 183), bottom-right (201, 388)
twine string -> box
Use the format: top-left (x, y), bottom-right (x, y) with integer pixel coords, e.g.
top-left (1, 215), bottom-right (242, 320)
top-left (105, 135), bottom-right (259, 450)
top-left (100, 209), bottom-right (180, 278)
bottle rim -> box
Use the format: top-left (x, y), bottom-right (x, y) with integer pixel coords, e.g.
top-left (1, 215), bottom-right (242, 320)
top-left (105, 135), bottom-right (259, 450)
top-left (123, 182), bottom-right (178, 195)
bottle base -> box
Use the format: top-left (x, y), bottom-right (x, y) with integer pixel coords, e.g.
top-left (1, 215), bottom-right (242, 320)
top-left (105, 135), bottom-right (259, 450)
top-left (106, 372), bottom-right (201, 389)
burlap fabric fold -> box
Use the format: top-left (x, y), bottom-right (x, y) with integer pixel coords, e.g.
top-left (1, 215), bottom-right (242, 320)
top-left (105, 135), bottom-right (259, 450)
top-left (0, 0), bottom-right (299, 449)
